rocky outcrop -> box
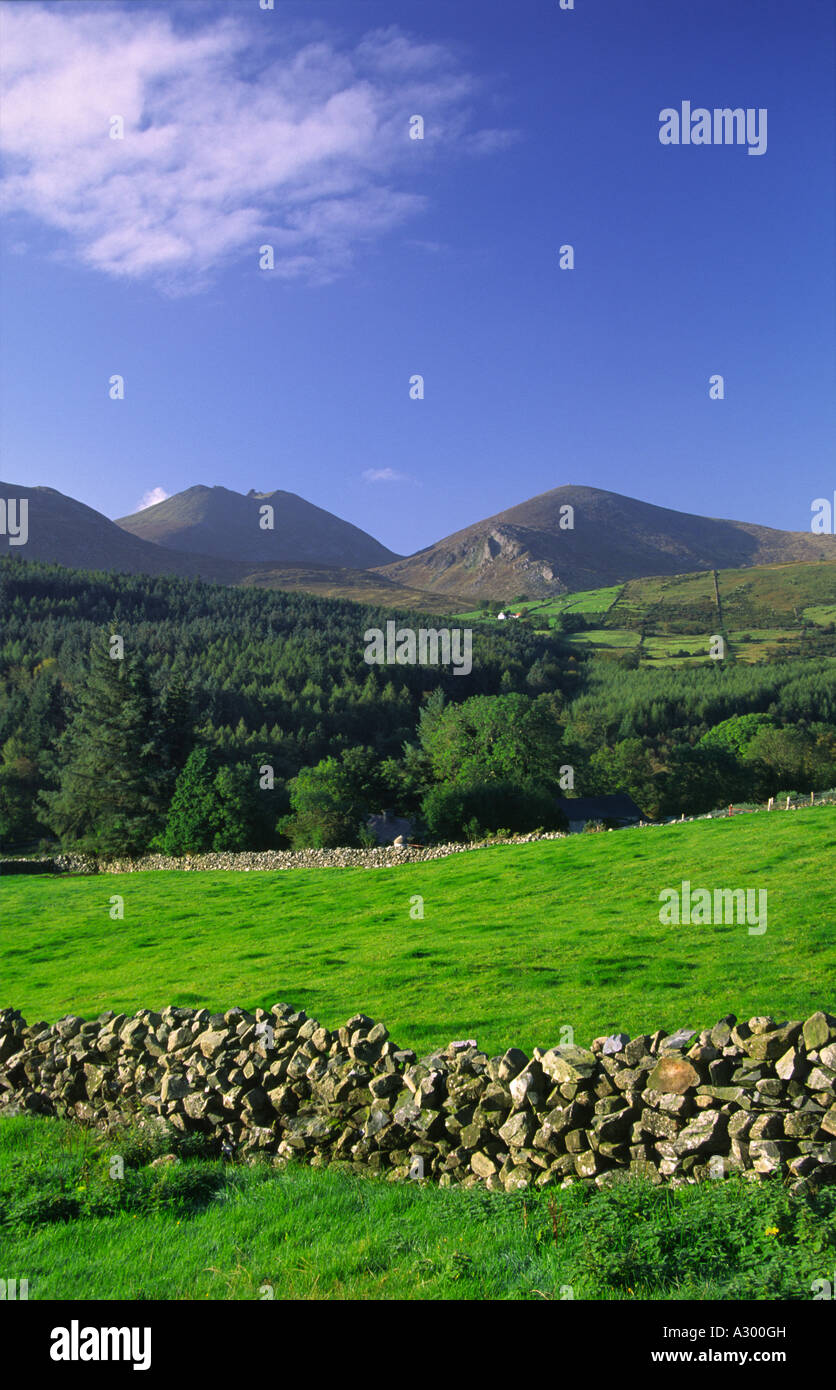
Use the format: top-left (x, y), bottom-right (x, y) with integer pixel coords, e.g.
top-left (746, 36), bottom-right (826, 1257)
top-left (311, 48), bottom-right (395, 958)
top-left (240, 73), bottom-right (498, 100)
top-left (2, 1006), bottom-right (834, 1194)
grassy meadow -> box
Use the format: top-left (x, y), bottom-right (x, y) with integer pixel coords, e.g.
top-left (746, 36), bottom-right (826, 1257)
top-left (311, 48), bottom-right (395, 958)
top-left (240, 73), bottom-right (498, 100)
top-left (2, 808), bottom-right (835, 1055)
top-left (2, 1113), bottom-right (834, 1301)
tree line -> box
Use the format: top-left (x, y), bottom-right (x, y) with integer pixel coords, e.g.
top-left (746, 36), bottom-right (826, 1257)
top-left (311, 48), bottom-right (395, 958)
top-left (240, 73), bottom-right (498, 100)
top-left (1, 557), bottom-right (835, 853)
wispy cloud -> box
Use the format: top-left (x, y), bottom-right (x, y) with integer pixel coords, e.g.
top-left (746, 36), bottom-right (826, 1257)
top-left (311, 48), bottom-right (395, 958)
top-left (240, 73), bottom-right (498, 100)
top-left (404, 238), bottom-right (446, 254)
top-left (362, 468), bottom-right (411, 484)
top-left (136, 487), bottom-right (170, 511)
top-left (0, 7), bottom-right (514, 289)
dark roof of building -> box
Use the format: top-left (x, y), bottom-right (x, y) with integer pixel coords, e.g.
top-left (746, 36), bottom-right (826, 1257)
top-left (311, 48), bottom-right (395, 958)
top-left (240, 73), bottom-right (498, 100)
top-left (366, 812), bottom-right (414, 844)
top-left (554, 793), bottom-right (648, 822)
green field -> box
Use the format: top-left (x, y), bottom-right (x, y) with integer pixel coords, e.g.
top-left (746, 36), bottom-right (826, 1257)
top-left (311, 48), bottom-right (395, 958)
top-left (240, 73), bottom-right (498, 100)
top-left (2, 1112), bottom-right (833, 1301)
top-left (611, 561), bottom-right (836, 630)
top-left (803, 604), bottom-right (836, 627)
top-left (3, 810), bottom-right (835, 1056)
top-left (569, 628), bottom-right (640, 650)
top-left (453, 587), bottom-right (623, 625)
top-left (521, 586), bottom-right (624, 618)
top-left (4, 811), bottom-right (836, 1302)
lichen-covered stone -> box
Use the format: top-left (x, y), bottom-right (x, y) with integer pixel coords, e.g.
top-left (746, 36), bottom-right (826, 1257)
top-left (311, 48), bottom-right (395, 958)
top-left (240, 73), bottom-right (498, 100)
top-left (647, 1055), bottom-right (700, 1094)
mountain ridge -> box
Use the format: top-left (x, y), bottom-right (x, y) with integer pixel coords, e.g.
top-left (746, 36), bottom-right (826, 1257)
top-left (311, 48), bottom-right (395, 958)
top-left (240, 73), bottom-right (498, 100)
top-left (0, 481), bottom-right (460, 613)
top-left (3, 478), bottom-right (835, 605)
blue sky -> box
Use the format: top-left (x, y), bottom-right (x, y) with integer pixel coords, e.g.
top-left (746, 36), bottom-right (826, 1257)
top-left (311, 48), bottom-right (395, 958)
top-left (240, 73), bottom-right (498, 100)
top-left (1, 0), bottom-right (834, 556)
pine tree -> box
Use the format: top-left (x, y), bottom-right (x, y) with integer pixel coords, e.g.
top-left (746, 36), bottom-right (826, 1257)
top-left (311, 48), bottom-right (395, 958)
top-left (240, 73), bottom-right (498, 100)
top-left (158, 674), bottom-right (194, 793)
top-left (156, 746), bottom-right (222, 854)
top-left (39, 631), bottom-right (167, 854)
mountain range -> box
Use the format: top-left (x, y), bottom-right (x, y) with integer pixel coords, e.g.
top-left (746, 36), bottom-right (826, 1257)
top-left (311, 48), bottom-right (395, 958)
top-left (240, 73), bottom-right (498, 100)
top-left (0, 481), bottom-right (452, 611)
top-left (3, 479), bottom-right (835, 606)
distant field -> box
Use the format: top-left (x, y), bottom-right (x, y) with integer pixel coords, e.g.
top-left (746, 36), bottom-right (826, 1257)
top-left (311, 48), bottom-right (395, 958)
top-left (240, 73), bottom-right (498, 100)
top-left (3, 810), bottom-right (834, 1057)
top-left (523, 586), bottom-right (623, 617)
top-left (452, 586), bottom-right (622, 624)
top-left (612, 561), bottom-right (836, 628)
top-left (804, 604), bottom-right (836, 627)
top-left (642, 635), bottom-right (711, 656)
top-left (569, 628), bottom-right (640, 650)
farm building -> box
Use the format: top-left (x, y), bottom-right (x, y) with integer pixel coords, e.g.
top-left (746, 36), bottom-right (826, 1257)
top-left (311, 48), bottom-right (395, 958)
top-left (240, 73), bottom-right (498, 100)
top-left (554, 793), bottom-right (648, 833)
top-left (366, 810), bottom-right (414, 845)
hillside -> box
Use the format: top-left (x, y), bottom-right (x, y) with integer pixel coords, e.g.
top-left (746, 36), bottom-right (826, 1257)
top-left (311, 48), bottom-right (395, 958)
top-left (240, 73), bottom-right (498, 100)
top-left (377, 485), bottom-right (836, 600)
top-left (117, 484), bottom-right (400, 569)
top-left (455, 557), bottom-right (836, 667)
top-left (237, 561), bottom-right (465, 613)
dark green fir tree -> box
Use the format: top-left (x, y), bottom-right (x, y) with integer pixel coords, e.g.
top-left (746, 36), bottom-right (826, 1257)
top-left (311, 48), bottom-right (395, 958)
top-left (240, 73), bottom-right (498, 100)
top-left (156, 746), bottom-right (222, 854)
top-left (40, 630), bottom-right (168, 855)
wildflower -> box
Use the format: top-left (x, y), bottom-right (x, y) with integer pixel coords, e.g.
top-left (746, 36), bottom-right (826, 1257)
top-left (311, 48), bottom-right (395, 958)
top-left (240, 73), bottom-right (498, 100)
top-left (764, 1227), bottom-right (779, 1236)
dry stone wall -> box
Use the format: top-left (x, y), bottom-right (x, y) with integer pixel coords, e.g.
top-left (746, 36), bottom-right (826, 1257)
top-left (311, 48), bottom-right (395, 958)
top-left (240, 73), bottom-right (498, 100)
top-left (0, 832), bottom-right (568, 876)
top-left (2, 1004), bottom-right (835, 1193)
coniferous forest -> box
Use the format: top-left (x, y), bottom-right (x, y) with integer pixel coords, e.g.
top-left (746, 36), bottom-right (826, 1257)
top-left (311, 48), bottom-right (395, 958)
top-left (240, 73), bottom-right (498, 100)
top-left (2, 556), bottom-right (835, 855)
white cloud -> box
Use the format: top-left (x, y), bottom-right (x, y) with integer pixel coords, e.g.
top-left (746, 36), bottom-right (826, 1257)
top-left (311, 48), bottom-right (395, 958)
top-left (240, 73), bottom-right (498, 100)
top-left (362, 468), bottom-right (410, 483)
top-left (0, 7), bottom-right (512, 289)
top-left (136, 487), bottom-right (170, 511)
